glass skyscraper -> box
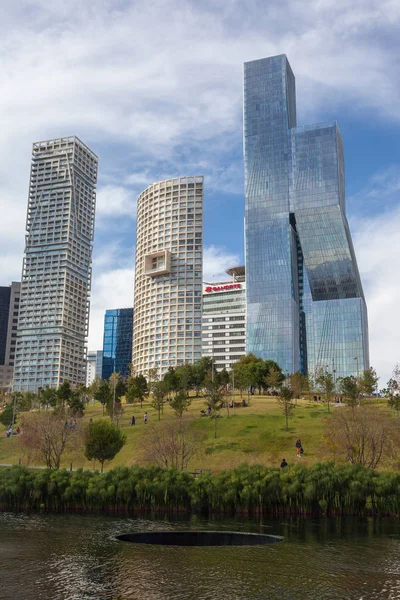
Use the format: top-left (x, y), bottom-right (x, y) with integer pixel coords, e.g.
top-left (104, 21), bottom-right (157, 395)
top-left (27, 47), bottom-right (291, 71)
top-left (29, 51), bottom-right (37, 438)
top-left (102, 308), bottom-right (133, 380)
top-left (244, 54), bottom-right (369, 379)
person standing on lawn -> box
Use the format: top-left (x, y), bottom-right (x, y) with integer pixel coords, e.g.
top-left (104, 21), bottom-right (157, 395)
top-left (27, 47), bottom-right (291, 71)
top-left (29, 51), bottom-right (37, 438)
top-left (295, 438), bottom-right (302, 457)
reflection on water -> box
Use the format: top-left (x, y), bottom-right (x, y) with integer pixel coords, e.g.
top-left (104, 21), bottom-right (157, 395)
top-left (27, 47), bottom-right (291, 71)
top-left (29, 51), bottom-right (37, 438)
top-left (0, 512), bottom-right (400, 599)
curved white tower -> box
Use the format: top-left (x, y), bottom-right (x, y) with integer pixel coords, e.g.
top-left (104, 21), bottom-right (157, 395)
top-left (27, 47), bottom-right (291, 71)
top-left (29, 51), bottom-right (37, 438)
top-left (133, 176), bottom-right (204, 376)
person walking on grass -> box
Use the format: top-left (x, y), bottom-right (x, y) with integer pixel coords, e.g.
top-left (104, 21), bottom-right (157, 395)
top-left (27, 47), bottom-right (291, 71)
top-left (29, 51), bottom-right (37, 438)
top-left (280, 458), bottom-right (288, 468)
top-left (296, 438), bottom-right (302, 457)
top-left (143, 412), bottom-right (148, 425)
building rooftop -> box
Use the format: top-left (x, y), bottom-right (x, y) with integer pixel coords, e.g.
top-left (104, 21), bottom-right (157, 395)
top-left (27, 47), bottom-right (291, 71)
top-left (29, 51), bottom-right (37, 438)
top-left (226, 266), bottom-right (245, 281)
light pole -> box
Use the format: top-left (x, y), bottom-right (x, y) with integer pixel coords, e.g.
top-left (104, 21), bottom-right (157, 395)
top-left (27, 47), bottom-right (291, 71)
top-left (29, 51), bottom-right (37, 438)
top-left (211, 343), bottom-right (214, 383)
top-left (112, 374), bottom-right (116, 423)
top-left (354, 356), bottom-right (359, 378)
top-left (332, 358), bottom-right (336, 399)
top-left (11, 391), bottom-right (17, 435)
top-left (232, 369), bottom-right (235, 415)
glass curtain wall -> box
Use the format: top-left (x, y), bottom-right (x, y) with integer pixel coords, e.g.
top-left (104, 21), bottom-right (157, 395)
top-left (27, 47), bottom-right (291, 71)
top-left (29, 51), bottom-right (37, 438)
top-left (244, 54), bottom-right (369, 379)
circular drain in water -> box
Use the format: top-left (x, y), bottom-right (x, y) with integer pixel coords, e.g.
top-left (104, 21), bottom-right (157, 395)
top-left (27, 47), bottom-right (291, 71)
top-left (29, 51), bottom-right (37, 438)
top-left (116, 531), bottom-right (283, 546)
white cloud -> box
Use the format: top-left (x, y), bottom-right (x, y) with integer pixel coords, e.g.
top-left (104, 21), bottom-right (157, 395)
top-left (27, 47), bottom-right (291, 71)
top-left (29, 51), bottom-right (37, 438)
top-left (0, 0), bottom-right (399, 385)
top-left (96, 185), bottom-right (137, 219)
top-left (351, 171), bottom-right (400, 387)
top-left (203, 245), bottom-right (241, 281)
top-left (88, 267), bottom-right (135, 351)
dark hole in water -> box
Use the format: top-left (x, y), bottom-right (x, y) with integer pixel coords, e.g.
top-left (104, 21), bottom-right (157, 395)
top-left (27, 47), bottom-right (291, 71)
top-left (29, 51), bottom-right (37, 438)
top-left (116, 531), bottom-right (283, 546)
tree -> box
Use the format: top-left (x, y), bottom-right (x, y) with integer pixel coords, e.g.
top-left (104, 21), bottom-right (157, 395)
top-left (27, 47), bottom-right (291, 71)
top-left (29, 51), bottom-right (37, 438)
top-left (289, 371), bottom-right (309, 403)
top-left (148, 367), bottom-right (159, 386)
top-left (141, 416), bottom-right (203, 470)
top-left (68, 383), bottom-right (87, 417)
top-left (386, 364), bottom-right (400, 419)
top-left (232, 354), bottom-right (265, 400)
top-left (218, 367), bottom-right (230, 387)
top-left (163, 367), bottom-right (179, 394)
top-left (170, 390), bottom-right (192, 418)
top-left (18, 391), bottom-right (35, 412)
top-left (93, 380), bottom-right (112, 414)
top-left (204, 373), bottom-right (223, 439)
top-left (151, 380), bottom-right (168, 421)
top-left (19, 412), bottom-right (81, 469)
top-left (192, 356), bottom-right (212, 396)
top-left (316, 370), bottom-right (335, 412)
top-left (107, 373), bottom-right (124, 425)
top-left (0, 403), bottom-right (14, 427)
top-left (277, 385), bottom-right (295, 431)
top-left (84, 420), bottom-right (126, 472)
top-left (359, 367), bottom-right (379, 397)
top-left (57, 381), bottom-right (73, 408)
top-left (175, 364), bottom-right (194, 394)
top-left (41, 387), bottom-right (59, 409)
top-left (265, 366), bottom-right (284, 391)
top-left (325, 406), bottom-right (400, 470)
top-left (338, 376), bottom-right (359, 408)
top-left (115, 378), bottom-right (127, 400)
top-left (127, 374), bottom-right (148, 408)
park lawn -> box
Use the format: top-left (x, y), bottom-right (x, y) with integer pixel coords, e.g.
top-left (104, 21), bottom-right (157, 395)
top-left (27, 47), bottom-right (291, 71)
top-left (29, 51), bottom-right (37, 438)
top-left (0, 393), bottom-right (336, 471)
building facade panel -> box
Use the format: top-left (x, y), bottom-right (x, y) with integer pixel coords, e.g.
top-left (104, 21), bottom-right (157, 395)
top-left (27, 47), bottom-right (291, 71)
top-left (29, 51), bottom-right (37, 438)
top-left (13, 137), bottom-right (97, 391)
top-left (133, 177), bottom-right (203, 376)
top-left (244, 54), bottom-right (369, 379)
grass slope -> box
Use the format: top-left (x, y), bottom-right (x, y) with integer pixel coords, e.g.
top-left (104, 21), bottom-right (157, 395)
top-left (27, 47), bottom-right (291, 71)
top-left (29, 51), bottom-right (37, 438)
top-left (0, 394), bottom-right (334, 471)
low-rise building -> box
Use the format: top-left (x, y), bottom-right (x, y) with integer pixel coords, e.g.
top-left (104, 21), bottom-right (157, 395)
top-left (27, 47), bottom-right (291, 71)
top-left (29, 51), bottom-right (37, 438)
top-left (202, 267), bottom-right (246, 371)
top-left (0, 282), bottom-right (21, 391)
top-left (86, 350), bottom-right (103, 386)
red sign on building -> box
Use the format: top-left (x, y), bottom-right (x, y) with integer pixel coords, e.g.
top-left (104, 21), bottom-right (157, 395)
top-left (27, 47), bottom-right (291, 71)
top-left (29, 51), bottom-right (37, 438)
top-left (204, 284), bottom-right (241, 293)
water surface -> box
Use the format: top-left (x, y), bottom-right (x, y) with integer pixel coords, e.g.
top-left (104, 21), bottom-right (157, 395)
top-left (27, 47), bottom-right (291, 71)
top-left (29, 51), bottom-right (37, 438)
top-left (1, 512), bottom-right (399, 599)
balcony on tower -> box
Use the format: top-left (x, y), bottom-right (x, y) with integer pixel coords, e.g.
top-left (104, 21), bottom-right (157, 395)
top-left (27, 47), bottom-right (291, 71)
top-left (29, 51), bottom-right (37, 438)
top-left (144, 249), bottom-right (172, 277)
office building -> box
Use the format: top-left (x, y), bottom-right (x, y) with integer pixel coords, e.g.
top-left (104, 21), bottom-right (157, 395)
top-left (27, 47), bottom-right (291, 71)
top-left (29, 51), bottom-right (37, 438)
top-left (86, 350), bottom-right (103, 386)
top-left (244, 55), bottom-right (369, 379)
top-left (202, 267), bottom-right (246, 371)
top-left (0, 282), bottom-right (21, 390)
top-left (102, 308), bottom-right (133, 380)
top-left (133, 177), bottom-right (203, 376)
top-left (13, 137), bottom-right (98, 391)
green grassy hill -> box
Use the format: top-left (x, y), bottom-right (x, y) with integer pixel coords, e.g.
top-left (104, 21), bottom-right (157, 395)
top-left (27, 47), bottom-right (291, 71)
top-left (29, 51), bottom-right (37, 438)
top-left (0, 394), bottom-right (385, 472)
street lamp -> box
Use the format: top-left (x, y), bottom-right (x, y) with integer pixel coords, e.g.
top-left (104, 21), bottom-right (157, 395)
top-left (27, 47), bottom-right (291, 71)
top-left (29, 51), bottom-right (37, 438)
top-left (354, 356), bottom-right (359, 378)
top-left (332, 358), bottom-right (336, 398)
top-left (231, 369), bottom-right (235, 415)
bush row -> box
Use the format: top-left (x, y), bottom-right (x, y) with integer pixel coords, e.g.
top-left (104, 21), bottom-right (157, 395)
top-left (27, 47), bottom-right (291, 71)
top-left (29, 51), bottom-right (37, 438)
top-left (1, 462), bottom-right (400, 516)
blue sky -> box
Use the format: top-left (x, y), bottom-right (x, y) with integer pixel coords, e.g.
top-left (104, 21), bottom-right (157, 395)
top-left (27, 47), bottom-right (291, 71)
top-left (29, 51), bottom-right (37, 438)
top-left (0, 0), bottom-right (399, 385)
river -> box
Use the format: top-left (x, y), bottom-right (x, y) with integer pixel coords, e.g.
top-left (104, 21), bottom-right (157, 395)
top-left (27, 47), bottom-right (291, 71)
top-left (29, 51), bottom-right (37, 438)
top-left (1, 512), bottom-right (399, 599)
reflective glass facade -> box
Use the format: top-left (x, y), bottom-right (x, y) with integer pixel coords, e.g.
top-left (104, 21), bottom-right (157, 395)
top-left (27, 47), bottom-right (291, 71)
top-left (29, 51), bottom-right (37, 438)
top-left (244, 55), bottom-right (369, 379)
top-left (102, 309), bottom-right (133, 380)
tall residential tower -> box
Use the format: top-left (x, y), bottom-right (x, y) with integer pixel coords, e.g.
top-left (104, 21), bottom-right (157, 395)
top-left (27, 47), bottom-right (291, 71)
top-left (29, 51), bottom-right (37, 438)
top-left (244, 55), bottom-right (369, 379)
top-left (133, 177), bottom-right (203, 376)
top-left (13, 137), bottom-right (98, 391)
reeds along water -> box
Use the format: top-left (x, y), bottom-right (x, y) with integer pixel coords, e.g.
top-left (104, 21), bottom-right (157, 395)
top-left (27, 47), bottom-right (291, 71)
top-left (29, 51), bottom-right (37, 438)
top-left (1, 462), bottom-right (400, 516)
